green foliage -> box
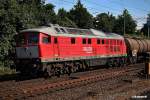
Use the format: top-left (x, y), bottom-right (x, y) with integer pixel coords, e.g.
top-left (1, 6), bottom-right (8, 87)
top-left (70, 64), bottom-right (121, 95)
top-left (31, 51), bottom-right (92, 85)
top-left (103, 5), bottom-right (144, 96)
top-left (68, 0), bottom-right (93, 28)
top-left (113, 9), bottom-right (137, 35)
top-left (40, 3), bottom-right (57, 24)
top-left (94, 12), bottom-right (116, 32)
top-left (0, 0), bottom-right (19, 67)
top-left (0, 0), bottom-right (56, 67)
top-left (0, 66), bottom-right (16, 75)
top-left (57, 8), bottom-right (77, 27)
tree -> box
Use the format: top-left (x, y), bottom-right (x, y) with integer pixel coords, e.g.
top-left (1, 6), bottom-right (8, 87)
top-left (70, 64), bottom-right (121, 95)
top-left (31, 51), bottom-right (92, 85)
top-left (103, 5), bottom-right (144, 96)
top-left (40, 3), bottom-right (57, 25)
top-left (0, 0), bottom-right (20, 67)
top-left (0, 0), bottom-right (57, 67)
top-left (57, 8), bottom-right (77, 27)
top-left (94, 12), bottom-right (116, 32)
top-left (114, 9), bottom-right (137, 35)
top-left (68, 0), bottom-right (93, 28)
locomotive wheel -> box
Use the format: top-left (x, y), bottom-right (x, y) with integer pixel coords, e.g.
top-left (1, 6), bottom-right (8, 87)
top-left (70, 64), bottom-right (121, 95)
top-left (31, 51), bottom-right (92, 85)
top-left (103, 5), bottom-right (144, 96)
top-left (43, 64), bottom-right (54, 78)
top-left (55, 67), bottom-right (61, 77)
top-left (76, 63), bottom-right (82, 71)
top-left (65, 64), bottom-right (72, 76)
top-left (107, 60), bottom-right (113, 68)
top-left (81, 62), bottom-right (86, 71)
top-left (48, 65), bottom-right (53, 77)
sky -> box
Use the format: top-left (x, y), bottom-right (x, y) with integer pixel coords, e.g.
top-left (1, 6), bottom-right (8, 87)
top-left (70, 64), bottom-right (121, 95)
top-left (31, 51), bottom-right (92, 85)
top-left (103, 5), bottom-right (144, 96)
top-left (46, 0), bottom-right (150, 30)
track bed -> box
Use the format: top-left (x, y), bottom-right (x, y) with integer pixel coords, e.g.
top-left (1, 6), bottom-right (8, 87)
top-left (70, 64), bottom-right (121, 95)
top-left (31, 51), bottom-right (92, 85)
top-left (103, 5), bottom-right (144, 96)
top-left (0, 63), bottom-right (146, 100)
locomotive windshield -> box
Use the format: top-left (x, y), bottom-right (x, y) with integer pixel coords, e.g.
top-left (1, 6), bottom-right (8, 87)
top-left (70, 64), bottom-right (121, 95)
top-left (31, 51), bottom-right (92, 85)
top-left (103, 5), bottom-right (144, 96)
top-left (27, 33), bottom-right (39, 44)
top-left (16, 32), bottom-right (39, 46)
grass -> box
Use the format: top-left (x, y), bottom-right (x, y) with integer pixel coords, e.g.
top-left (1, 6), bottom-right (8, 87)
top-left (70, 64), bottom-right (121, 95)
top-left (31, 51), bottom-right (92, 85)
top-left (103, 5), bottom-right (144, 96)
top-left (0, 67), bottom-right (16, 76)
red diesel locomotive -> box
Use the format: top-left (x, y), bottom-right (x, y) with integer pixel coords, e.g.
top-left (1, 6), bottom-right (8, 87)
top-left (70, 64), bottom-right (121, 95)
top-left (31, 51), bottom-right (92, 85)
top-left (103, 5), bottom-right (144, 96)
top-left (15, 24), bottom-right (127, 76)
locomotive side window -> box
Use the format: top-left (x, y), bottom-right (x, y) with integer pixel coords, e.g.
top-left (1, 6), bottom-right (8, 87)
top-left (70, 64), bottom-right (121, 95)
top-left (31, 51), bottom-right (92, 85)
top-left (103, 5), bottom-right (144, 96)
top-left (82, 38), bottom-right (86, 44)
top-left (102, 39), bottom-right (104, 44)
top-left (54, 37), bottom-right (58, 44)
top-left (97, 39), bottom-right (100, 44)
top-left (42, 36), bottom-right (50, 44)
top-left (28, 33), bottom-right (39, 44)
top-left (88, 38), bottom-right (91, 44)
top-left (71, 38), bottom-right (75, 44)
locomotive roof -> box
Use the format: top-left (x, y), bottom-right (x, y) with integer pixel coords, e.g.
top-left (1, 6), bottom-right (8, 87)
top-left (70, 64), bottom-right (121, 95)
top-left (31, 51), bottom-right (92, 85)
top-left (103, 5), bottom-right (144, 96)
top-left (20, 24), bottom-right (124, 40)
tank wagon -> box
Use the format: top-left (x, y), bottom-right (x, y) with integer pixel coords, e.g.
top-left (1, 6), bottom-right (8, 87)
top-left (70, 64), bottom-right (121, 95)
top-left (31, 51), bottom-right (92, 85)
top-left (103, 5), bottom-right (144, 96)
top-left (15, 24), bottom-right (127, 76)
top-left (125, 38), bottom-right (150, 63)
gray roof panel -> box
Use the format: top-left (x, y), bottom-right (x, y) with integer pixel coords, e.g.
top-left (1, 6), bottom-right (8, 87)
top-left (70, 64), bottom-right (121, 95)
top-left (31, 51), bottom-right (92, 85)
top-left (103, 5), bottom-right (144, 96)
top-left (20, 25), bottom-right (124, 40)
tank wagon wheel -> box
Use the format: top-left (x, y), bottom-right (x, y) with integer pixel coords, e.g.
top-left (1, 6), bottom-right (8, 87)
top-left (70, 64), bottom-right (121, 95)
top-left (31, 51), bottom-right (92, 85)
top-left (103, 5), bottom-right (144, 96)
top-left (129, 56), bottom-right (135, 64)
top-left (133, 56), bottom-right (137, 64)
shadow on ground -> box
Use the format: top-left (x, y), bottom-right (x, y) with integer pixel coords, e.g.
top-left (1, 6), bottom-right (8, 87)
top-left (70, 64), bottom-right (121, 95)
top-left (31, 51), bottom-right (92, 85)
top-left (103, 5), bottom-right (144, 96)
top-left (0, 73), bottom-right (41, 82)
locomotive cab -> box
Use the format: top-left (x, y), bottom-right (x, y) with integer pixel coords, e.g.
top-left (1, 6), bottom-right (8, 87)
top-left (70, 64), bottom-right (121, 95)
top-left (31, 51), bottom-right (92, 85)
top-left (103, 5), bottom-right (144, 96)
top-left (15, 32), bottom-right (40, 59)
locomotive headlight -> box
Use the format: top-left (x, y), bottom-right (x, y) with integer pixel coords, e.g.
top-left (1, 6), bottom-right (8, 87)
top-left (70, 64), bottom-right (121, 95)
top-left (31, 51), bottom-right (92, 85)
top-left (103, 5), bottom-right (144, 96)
top-left (33, 64), bottom-right (37, 67)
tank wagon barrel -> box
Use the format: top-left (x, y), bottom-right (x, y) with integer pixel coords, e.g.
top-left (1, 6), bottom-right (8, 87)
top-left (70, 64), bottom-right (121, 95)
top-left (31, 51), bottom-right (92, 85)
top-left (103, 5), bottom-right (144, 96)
top-left (125, 38), bottom-right (150, 53)
top-left (124, 37), bottom-right (150, 63)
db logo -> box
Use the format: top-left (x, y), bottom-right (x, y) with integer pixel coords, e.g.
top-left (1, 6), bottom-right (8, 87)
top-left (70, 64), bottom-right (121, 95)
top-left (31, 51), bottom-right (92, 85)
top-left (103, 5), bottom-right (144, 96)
top-left (83, 47), bottom-right (93, 53)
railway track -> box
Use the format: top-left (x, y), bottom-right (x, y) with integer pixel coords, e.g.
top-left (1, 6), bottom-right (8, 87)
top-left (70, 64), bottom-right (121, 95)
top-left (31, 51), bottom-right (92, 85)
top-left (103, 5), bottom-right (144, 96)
top-left (0, 64), bottom-right (144, 100)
